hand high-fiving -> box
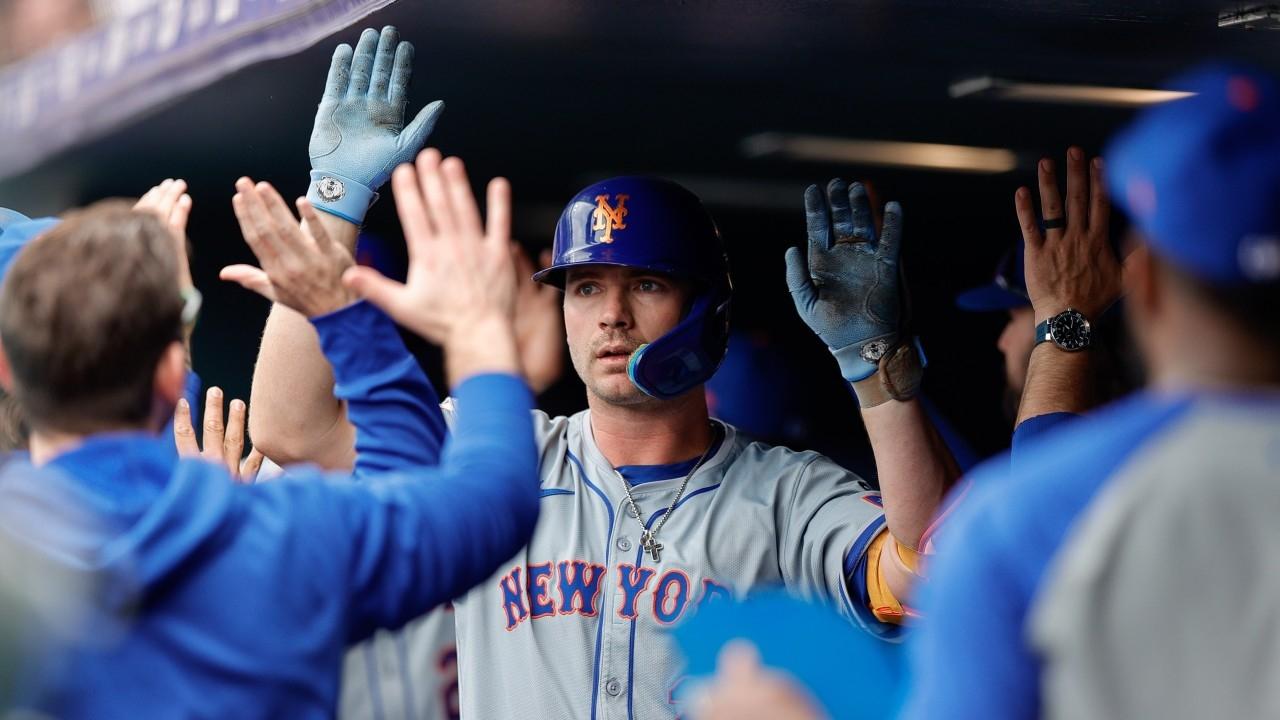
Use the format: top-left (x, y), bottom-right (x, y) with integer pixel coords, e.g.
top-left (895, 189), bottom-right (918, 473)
top-left (307, 26), bottom-right (444, 225)
top-left (785, 179), bottom-right (904, 382)
top-left (134, 178), bottom-right (194, 290)
top-left (222, 178), bottom-right (356, 318)
top-left (1014, 147), bottom-right (1121, 324)
top-left (174, 387), bottom-right (264, 484)
top-left (343, 149), bottom-right (516, 347)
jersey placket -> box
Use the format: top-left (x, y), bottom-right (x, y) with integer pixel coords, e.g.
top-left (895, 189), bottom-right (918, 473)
top-left (575, 415), bottom-right (734, 719)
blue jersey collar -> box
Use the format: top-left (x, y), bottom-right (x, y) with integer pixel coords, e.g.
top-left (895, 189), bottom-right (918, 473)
top-left (615, 424), bottom-right (725, 486)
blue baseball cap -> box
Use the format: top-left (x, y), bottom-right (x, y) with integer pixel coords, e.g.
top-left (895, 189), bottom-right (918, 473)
top-left (0, 208), bottom-right (59, 282)
top-left (955, 241), bottom-right (1030, 311)
top-left (1106, 63), bottom-right (1280, 286)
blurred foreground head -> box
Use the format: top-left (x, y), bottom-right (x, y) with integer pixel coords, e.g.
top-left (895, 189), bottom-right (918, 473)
top-left (0, 201), bottom-right (185, 435)
top-left (1106, 63), bottom-right (1280, 383)
top-left (0, 207), bottom-right (59, 450)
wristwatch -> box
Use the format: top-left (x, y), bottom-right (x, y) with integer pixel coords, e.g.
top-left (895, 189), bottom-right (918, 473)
top-left (1035, 308), bottom-right (1091, 351)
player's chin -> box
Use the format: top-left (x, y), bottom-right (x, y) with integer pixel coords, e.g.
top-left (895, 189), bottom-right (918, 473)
top-left (589, 374), bottom-right (650, 406)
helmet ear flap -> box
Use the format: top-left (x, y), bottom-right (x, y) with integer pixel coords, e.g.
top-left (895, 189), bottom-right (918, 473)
top-left (627, 291), bottom-right (731, 399)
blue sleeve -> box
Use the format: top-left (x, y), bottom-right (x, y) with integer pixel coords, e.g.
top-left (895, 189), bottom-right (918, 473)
top-left (900, 478), bottom-right (1042, 720)
top-left (183, 370), bottom-right (202, 411)
top-left (311, 300), bottom-right (447, 477)
top-left (1011, 412), bottom-right (1078, 468)
top-left (332, 373), bottom-right (540, 641)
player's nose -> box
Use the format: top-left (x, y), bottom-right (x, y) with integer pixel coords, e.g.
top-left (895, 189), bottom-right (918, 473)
top-left (597, 287), bottom-right (633, 329)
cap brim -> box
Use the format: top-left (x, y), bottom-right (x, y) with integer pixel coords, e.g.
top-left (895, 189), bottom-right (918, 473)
top-left (955, 283), bottom-right (1030, 312)
top-left (532, 260), bottom-right (690, 288)
top-left (0, 208), bottom-right (32, 232)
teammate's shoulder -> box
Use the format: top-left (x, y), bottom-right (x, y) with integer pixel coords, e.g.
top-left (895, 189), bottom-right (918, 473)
top-left (943, 392), bottom-right (1198, 555)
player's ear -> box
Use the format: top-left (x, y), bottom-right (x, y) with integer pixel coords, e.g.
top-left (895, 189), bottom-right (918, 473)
top-left (1123, 243), bottom-right (1157, 320)
top-left (153, 341), bottom-right (187, 410)
top-left (0, 342), bottom-right (12, 393)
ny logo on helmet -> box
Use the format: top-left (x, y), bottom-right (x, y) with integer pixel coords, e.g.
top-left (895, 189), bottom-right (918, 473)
top-left (591, 194), bottom-right (630, 244)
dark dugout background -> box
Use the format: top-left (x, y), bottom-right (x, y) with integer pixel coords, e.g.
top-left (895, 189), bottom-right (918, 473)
top-left (3, 0), bottom-right (1276, 473)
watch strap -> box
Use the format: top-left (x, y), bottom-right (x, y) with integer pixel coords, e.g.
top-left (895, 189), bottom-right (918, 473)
top-left (1034, 317), bottom-right (1053, 346)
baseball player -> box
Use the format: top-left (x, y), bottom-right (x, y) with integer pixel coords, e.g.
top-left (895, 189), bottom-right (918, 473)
top-left (902, 63), bottom-right (1280, 719)
top-left (250, 133), bottom-right (960, 720)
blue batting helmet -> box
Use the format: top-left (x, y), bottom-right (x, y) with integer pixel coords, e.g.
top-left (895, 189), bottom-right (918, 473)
top-left (533, 176), bottom-right (732, 399)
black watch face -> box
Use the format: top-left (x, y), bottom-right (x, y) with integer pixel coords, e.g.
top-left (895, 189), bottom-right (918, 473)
top-left (1050, 310), bottom-right (1091, 351)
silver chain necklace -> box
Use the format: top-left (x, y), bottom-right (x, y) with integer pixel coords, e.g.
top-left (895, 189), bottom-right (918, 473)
top-left (613, 423), bottom-right (718, 563)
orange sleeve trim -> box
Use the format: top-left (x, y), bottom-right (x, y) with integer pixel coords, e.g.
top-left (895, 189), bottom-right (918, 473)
top-left (866, 530), bottom-right (908, 625)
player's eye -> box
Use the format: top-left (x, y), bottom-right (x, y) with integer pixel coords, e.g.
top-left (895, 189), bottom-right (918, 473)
top-left (573, 282), bottom-right (600, 297)
top-left (636, 279), bottom-right (665, 293)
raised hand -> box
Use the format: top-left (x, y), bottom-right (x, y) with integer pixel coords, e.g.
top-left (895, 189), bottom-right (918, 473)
top-left (1014, 147), bottom-right (1121, 324)
top-left (785, 179), bottom-right (903, 382)
top-left (174, 387), bottom-right (265, 484)
top-left (308, 26), bottom-right (445, 225)
top-left (134, 178), bottom-right (194, 290)
top-left (512, 246), bottom-right (565, 394)
top-left (343, 149), bottom-right (519, 381)
top-left (223, 177), bottom-right (356, 318)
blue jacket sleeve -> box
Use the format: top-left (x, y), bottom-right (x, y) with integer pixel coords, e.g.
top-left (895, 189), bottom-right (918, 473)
top-left (1011, 412), bottom-right (1078, 469)
top-left (311, 300), bottom-right (447, 477)
top-left (333, 373), bottom-right (540, 641)
top-left (900, 477), bottom-right (1042, 720)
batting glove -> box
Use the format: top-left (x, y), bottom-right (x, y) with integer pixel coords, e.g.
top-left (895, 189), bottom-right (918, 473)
top-left (785, 179), bottom-right (904, 382)
top-left (307, 25), bottom-right (444, 225)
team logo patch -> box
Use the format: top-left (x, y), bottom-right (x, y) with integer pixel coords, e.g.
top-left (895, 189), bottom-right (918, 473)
top-left (861, 493), bottom-right (884, 508)
top-left (591, 193), bottom-right (630, 243)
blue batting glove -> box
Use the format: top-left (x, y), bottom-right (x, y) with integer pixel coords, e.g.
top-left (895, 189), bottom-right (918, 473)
top-left (308, 26), bottom-right (445, 225)
top-left (785, 179), bottom-right (904, 382)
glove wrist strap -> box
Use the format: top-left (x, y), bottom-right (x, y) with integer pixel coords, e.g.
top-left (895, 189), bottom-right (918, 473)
top-left (307, 170), bottom-right (379, 225)
top-left (831, 332), bottom-right (898, 382)
top-left (851, 338), bottom-right (927, 408)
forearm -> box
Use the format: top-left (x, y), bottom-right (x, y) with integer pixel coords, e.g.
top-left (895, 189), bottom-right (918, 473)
top-left (442, 315), bottom-right (521, 387)
top-left (861, 396), bottom-right (959, 550)
top-left (249, 303), bottom-right (354, 467)
top-left (313, 300), bottom-right (446, 477)
top-left (248, 212), bottom-right (361, 468)
top-left (1015, 344), bottom-right (1093, 425)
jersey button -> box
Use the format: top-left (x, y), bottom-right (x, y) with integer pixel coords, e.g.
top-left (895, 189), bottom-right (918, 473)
top-left (617, 536), bottom-right (632, 552)
top-left (605, 678), bottom-right (623, 697)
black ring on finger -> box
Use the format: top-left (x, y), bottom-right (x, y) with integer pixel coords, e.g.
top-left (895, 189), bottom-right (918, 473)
top-left (1042, 217), bottom-right (1066, 230)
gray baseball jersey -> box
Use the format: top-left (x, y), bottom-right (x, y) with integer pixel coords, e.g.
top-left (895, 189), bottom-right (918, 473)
top-left (256, 458), bottom-right (459, 720)
top-left (1031, 400), bottom-right (1280, 720)
top-left (339, 606), bottom-right (458, 720)
top-left (444, 406), bottom-right (890, 719)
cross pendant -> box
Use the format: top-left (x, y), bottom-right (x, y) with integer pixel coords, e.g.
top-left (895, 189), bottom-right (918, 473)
top-left (640, 530), bottom-right (663, 563)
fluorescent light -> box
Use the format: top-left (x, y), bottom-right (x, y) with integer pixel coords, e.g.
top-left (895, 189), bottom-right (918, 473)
top-left (950, 76), bottom-right (1195, 107)
top-left (1218, 5), bottom-right (1280, 29)
top-left (742, 133), bottom-right (1018, 174)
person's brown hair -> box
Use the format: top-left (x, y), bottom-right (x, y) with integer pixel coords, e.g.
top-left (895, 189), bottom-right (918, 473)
top-left (0, 389), bottom-right (28, 451)
top-left (0, 200), bottom-right (183, 433)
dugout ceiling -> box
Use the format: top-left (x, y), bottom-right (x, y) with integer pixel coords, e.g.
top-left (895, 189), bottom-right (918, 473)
top-left (0, 0), bottom-right (1274, 458)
